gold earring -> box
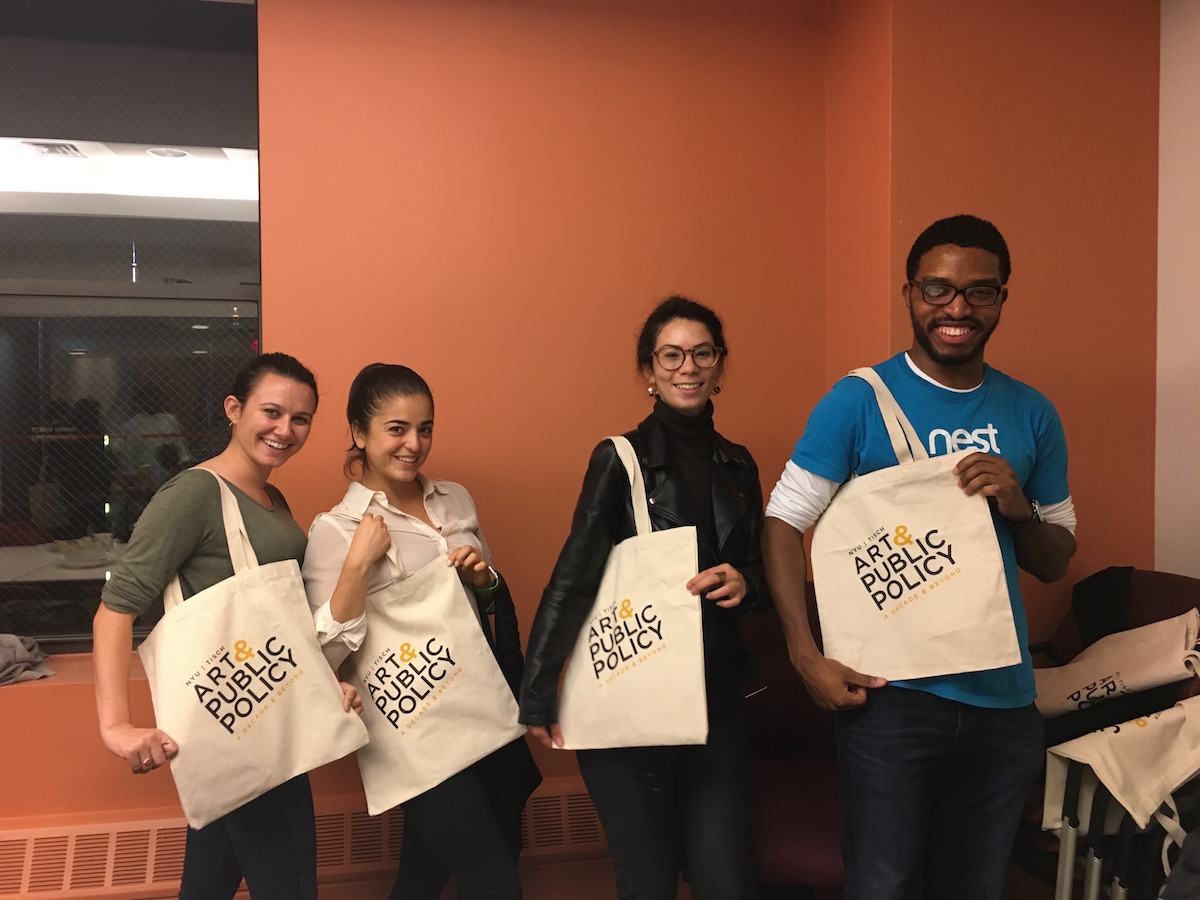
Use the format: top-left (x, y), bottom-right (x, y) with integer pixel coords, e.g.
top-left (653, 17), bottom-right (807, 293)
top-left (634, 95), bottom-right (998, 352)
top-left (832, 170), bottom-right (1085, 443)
top-left (647, 386), bottom-right (657, 398)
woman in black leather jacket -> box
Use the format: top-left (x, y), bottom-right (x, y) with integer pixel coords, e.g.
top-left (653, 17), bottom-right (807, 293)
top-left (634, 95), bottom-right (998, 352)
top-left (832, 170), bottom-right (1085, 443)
top-left (519, 296), bottom-right (767, 900)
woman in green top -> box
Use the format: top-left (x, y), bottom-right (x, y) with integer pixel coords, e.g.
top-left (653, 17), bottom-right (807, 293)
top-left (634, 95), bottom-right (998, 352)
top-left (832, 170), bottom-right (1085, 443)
top-left (93, 352), bottom-right (352, 900)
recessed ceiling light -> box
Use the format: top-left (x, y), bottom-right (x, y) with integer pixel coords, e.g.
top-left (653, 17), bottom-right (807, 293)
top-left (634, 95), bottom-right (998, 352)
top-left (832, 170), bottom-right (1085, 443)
top-left (191, 324), bottom-right (210, 330)
top-left (148, 147), bottom-right (189, 159)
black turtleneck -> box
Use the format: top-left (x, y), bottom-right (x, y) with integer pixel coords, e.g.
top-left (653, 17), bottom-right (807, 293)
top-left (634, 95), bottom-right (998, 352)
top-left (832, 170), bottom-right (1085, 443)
top-left (651, 398), bottom-right (717, 553)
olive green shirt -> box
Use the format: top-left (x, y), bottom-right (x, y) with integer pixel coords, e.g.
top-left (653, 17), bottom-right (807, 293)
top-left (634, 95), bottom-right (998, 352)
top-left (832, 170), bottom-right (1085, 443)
top-left (102, 468), bottom-right (307, 616)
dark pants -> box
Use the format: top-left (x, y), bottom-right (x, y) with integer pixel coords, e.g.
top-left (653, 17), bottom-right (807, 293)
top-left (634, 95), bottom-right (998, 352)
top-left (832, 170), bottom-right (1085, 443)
top-left (178, 773), bottom-right (317, 900)
top-left (390, 743), bottom-right (536, 900)
top-left (836, 686), bottom-right (1044, 900)
top-left (577, 714), bottom-right (755, 900)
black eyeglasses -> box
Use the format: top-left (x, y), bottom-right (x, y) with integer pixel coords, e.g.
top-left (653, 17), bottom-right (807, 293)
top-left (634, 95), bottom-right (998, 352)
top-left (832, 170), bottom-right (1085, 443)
top-left (910, 281), bottom-right (1004, 307)
top-left (652, 343), bottom-right (722, 370)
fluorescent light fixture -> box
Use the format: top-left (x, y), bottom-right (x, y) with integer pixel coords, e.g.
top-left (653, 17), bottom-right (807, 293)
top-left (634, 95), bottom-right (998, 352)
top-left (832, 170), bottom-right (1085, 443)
top-left (0, 138), bottom-right (258, 222)
top-left (191, 324), bottom-right (211, 330)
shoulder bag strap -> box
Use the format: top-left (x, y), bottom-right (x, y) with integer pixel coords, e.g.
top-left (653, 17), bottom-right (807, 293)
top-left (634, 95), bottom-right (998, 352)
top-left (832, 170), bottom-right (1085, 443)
top-left (847, 367), bottom-right (929, 464)
top-left (608, 435), bottom-right (652, 536)
top-left (193, 467), bottom-right (259, 571)
top-left (162, 467), bottom-right (260, 611)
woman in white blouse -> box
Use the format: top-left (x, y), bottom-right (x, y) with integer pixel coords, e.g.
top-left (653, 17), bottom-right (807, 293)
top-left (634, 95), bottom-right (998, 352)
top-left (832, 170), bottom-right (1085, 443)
top-left (302, 363), bottom-right (538, 900)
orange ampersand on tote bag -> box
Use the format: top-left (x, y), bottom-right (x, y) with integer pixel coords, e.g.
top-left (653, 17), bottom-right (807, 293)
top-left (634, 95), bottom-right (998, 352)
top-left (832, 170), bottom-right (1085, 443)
top-left (139, 469), bottom-right (368, 829)
top-left (809, 368), bottom-right (1020, 681)
top-left (556, 436), bottom-right (707, 750)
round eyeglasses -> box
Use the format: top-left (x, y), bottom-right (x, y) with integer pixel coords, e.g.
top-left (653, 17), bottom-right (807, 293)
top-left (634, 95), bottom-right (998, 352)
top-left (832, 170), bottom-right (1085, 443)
top-left (653, 343), bottom-right (722, 370)
top-left (910, 281), bottom-right (1003, 307)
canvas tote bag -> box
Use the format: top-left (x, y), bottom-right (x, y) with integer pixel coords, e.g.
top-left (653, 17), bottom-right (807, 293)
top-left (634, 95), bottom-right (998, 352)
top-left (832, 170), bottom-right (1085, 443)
top-left (809, 368), bottom-right (1019, 681)
top-left (1043, 695), bottom-right (1200, 835)
top-left (342, 543), bottom-right (526, 815)
top-left (138, 469), bottom-right (369, 829)
top-left (556, 436), bottom-right (707, 750)
top-left (1035, 609), bottom-right (1200, 717)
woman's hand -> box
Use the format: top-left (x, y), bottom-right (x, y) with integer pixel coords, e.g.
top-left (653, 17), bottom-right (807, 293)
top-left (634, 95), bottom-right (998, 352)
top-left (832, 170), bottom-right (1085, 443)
top-left (347, 513), bottom-right (392, 569)
top-left (340, 682), bottom-right (364, 714)
top-left (686, 564), bottom-right (746, 608)
top-left (528, 723), bottom-right (565, 749)
top-left (100, 722), bottom-right (178, 775)
top-left (446, 545), bottom-right (492, 588)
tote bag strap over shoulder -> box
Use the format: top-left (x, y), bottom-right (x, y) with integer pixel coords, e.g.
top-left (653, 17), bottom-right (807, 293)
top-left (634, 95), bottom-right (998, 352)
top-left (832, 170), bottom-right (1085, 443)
top-left (162, 467), bottom-right (261, 612)
top-left (608, 436), bottom-right (651, 537)
top-left (847, 367), bottom-right (928, 465)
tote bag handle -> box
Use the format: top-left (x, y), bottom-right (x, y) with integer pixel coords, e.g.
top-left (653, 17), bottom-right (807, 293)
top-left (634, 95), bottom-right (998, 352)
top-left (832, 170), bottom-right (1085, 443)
top-left (162, 468), bottom-right (260, 611)
top-left (848, 367), bottom-right (929, 465)
top-left (608, 436), bottom-right (652, 537)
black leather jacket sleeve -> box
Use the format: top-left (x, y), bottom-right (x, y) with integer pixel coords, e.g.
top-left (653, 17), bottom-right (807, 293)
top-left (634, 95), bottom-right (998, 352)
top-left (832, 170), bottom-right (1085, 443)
top-left (733, 454), bottom-right (770, 616)
top-left (518, 439), bottom-right (634, 725)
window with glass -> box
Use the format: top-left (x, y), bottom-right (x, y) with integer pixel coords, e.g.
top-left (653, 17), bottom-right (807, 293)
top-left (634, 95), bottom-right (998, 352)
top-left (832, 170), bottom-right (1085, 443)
top-left (0, 0), bottom-right (259, 648)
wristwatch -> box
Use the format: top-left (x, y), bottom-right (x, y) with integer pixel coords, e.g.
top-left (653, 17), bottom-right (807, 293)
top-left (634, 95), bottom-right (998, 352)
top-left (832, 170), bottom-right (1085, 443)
top-left (1016, 499), bottom-right (1043, 529)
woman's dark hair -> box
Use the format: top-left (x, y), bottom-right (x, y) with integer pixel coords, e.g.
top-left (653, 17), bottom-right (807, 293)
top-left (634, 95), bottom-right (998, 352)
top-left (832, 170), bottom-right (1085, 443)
top-left (344, 363), bottom-right (434, 477)
top-left (635, 295), bottom-right (728, 371)
top-left (229, 352), bottom-right (319, 410)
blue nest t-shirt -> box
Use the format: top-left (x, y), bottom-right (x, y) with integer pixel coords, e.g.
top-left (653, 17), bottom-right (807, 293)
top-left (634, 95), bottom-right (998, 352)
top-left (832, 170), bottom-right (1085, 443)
top-left (793, 353), bottom-right (1070, 708)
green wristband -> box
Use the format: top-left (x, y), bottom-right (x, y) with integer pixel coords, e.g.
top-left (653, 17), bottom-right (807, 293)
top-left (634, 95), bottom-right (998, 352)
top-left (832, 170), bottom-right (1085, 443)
top-left (475, 565), bottom-right (502, 594)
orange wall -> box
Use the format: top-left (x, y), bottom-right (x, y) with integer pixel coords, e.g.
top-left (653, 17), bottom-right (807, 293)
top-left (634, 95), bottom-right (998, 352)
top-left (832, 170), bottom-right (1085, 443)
top-left (824, 0), bottom-right (893, 381)
top-left (888, 0), bottom-right (1160, 637)
top-left (258, 0), bottom-right (827, 776)
top-left (0, 0), bottom-right (1162, 847)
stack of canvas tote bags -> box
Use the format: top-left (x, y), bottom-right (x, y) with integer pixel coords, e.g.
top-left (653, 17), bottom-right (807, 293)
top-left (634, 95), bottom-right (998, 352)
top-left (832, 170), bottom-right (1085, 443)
top-left (809, 368), bottom-right (1020, 680)
top-left (341, 542), bottom-right (526, 815)
top-left (556, 435), bottom-right (707, 749)
top-left (139, 469), bottom-right (369, 829)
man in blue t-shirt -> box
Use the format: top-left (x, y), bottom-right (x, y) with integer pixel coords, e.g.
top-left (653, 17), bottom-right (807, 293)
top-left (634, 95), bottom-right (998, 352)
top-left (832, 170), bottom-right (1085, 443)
top-left (764, 214), bottom-right (1078, 900)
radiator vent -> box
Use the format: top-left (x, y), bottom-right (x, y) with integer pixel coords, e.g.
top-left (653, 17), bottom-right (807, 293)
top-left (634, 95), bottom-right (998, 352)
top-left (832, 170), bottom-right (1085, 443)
top-left (68, 834), bottom-right (109, 890)
top-left (566, 793), bottom-right (603, 845)
top-left (0, 777), bottom-right (603, 896)
top-left (0, 839), bottom-right (26, 894)
top-left (28, 836), bottom-right (67, 892)
top-left (152, 828), bottom-right (186, 883)
top-left (350, 811), bottom-right (383, 865)
top-left (111, 831), bottom-right (149, 886)
top-left (314, 815), bottom-right (346, 869)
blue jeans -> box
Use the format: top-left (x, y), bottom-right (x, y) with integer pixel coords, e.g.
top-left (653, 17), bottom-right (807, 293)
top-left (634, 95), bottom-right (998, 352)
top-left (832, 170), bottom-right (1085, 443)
top-left (836, 686), bottom-right (1043, 900)
top-left (178, 773), bottom-right (317, 900)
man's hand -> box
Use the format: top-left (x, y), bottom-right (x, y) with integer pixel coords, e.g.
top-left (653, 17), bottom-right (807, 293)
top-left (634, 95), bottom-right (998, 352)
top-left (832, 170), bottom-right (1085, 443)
top-left (952, 451), bottom-right (1077, 581)
top-left (795, 653), bottom-right (886, 711)
top-left (953, 452), bottom-right (1030, 522)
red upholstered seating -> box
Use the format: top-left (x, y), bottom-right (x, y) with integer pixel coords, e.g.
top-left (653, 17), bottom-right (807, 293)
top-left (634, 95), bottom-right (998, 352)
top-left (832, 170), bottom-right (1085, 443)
top-left (740, 585), bottom-right (844, 889)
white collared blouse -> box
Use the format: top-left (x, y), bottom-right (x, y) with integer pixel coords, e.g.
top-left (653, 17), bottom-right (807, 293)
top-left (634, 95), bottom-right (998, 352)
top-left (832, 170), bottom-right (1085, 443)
top-left (302, 475), bottom-right (490, 667)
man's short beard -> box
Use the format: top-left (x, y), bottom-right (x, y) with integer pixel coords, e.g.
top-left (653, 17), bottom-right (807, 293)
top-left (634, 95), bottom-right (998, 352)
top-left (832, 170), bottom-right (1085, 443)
top-left (909, 306), bottom-right (998, 367)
